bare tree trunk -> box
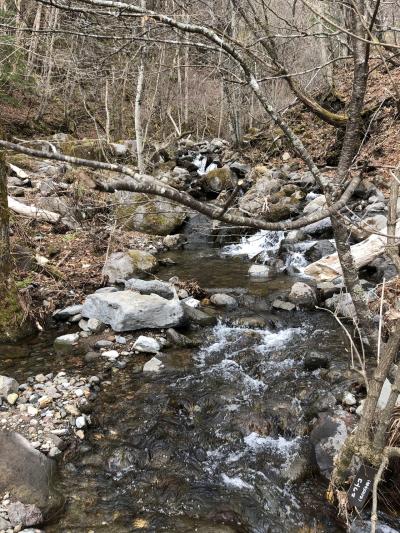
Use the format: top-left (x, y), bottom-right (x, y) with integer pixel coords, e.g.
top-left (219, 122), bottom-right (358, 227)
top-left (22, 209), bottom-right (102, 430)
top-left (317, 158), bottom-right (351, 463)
top-left (134, 0), bottom-right (146, 174)
top-left (0, 153), bottom-right (27, 342)
top-left (105, 78), bottom-right (111, 143)
top-left (27, 2), bottom-right (42, 73)
top-left (135, 50), bottom-right (145, 173)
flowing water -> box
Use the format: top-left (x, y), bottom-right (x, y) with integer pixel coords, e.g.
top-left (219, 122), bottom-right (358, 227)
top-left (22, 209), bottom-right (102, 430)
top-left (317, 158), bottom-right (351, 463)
top-left (1, 229), bottom-right (357, 532)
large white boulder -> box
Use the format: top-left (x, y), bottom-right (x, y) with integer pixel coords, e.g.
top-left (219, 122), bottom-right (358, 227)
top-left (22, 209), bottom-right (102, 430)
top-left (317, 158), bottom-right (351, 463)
top-left (82, 291), bottom-right (184, 332)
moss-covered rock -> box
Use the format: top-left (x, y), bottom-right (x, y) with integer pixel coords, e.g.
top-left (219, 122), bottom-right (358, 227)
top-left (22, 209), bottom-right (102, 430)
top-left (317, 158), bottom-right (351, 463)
top-left (115, 192), bottom-right (186, 235)
top-left (201, 166), bottom-right (236, 194)
top-left (102, 249), bottom-right (158, 283)
top-left (59, 139), bottom-right (108, 161)
top-left (261, 200), bottom-right (292, 222)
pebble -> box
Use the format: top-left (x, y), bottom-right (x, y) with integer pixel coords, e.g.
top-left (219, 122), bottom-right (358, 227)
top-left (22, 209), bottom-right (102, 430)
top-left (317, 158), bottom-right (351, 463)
top-left (94, 340), bottom-right (113, 349)
top-left (75, 416), bottom-right (86, 429)
top-left (133, 336), bottom-right (161, 354)
top-left (27, 406), bottom-right (38, 417)
top-left (143, 357), bottom-right (164, 372)
top-left (101, 350), bottom-right (120, 361)
top-left (6, 393), bottom-right (18, 406)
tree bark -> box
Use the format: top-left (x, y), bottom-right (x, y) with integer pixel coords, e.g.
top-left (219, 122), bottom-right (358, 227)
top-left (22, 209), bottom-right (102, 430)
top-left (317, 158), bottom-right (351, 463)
top-left (0, 153), bottom-right (28, 343)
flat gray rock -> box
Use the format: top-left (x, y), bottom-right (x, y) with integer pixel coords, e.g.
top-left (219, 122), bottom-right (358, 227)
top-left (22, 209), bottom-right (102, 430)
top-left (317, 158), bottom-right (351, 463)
top-left (82, 291), bottom-right (184, 332)
top-left (119, 278), bottom-right (175, 300)
top-left (0, 431), bottom-right (62, 515)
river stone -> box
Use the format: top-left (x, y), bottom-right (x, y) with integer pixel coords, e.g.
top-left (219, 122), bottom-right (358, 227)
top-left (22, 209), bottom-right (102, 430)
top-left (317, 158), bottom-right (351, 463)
top-left (182, 303), bottom-right (217, 326)
top-left (7, 502), bottom-right (43, 528)
top-left (53, 333), bottom-right (79, 349)
top-left (279, 438), bottom-right (317, 483)
top-left (52, 304), bottom-right (83, 321)
top-left (248, 264), bottom-right (270, 278)
top-left (102, 250), bottom-right (158, 283)
top-left (115, 192), bottom-right (186, 235)
top-left (166, 328), bottom-right (198, 348)
top-left (7, 392), bottom-right (19, 405)
top-left (210, 293), bottom-right (238, 309)
top-left (143, 356), bottom-right (164, 372)
top-left (310, 413), bottom-right (355, 478)
top-left (0, 375), bottom-right (19, 397)
top-left (304, 240), bottom-right (336, 262)
top-left (272, 299), bottom-right (295, 312)
top-left (201, 166), bottom-right (236, 193)
top-left (304, 352), bottom-right (329, 371)
top-left (119, 278), bottom-right (175, 300)
top-left (288, 282), bottom-right (316, 308)
top-left (82, 291), bottom-right (184, 332)
top-left (133, 336), bottom-right (160, 353)
top-left (0, 431), bottom-right (62, 514)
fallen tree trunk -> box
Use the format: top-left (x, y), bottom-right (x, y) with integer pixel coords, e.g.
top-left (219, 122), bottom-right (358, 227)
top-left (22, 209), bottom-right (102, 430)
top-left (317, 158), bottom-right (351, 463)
top-left (8, 196), bottom-right (60, 223)
top-left (304, 223), bottom-right (399, 281)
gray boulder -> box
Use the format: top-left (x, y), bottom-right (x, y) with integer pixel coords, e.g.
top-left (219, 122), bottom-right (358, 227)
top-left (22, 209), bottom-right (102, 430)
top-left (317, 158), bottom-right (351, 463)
top-left (0, 375), bottom-right (19, 397)
top-left (119, 278), bottom-right (175, 300)
top-left (102, 250), bottom-right (157, 283)
top-left (201, 166), bottom-right (236, 193)
top-left (288, 282), bottom-right (316, 308)
top-left (310, 413), bottom-right (355, 478)
top-left (0, 431), bottom-right (62, 514)
top-left (81, 291), bottom-right (184, 332)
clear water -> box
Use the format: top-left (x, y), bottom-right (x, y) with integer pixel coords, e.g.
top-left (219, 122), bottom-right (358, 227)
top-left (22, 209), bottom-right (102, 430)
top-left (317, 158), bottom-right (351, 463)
top-left (0, 231), bottom-right (360, 532)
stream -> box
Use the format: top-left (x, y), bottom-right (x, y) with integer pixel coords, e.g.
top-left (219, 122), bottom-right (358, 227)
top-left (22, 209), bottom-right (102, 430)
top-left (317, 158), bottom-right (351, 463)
top-left (0, 222), bottom-right (362, 532)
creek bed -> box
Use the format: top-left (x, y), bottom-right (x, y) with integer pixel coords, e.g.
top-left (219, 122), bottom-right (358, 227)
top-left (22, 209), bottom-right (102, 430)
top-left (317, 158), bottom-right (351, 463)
top-left (1, 238), bottom-right (357, 532)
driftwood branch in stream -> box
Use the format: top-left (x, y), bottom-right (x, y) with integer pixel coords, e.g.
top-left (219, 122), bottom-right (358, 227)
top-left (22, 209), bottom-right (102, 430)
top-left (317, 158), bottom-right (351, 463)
top-left (304, 222), bottom-right (400, 281)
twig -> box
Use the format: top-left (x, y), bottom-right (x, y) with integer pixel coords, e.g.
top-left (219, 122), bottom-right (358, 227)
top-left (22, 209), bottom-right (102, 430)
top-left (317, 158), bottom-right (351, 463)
top-left (371, 455), bottom-right (388, 533)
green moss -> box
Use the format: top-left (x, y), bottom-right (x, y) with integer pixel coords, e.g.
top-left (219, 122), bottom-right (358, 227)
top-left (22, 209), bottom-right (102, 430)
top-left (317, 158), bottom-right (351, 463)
top-left (15, 276), bottom-right (34, 289)
top-left (127, 249), bottom-right (157, 272)
top-left (202, 167), bottom-right (235, 193)
top-left (0, 281), bottom-right (30, 343)
top-left (59, 139), bottom-right (111, 161)
top-left (116, 193), bottom-right (186, 235)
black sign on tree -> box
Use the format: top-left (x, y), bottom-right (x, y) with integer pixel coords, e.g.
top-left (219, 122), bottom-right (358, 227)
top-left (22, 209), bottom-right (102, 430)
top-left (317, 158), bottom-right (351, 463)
top-left (347, 464), bottom-right (377, 509)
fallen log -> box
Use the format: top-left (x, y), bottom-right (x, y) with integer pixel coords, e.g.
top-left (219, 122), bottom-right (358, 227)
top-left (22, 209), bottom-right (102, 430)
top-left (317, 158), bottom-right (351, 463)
top-left (8, 196), bottom-right (60, 224)
top-left (304, 223), bottom-right (399, 281)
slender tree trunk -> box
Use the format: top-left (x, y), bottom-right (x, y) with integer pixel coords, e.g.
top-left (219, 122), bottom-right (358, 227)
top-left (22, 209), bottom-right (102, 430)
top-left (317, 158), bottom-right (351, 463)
top-left (134, 0), bottom-right (146, 174)
top-left (135, 50), bottom-right (145, 173)
top-left (0, 153), bottom-right (27, 343)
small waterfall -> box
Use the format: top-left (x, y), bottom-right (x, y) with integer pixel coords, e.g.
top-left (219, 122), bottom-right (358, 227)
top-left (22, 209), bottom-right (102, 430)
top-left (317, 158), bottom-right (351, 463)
top-left (221, 230), bottom-right (285, 261)
top-left (194, 154), bottom-right (218, 176)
